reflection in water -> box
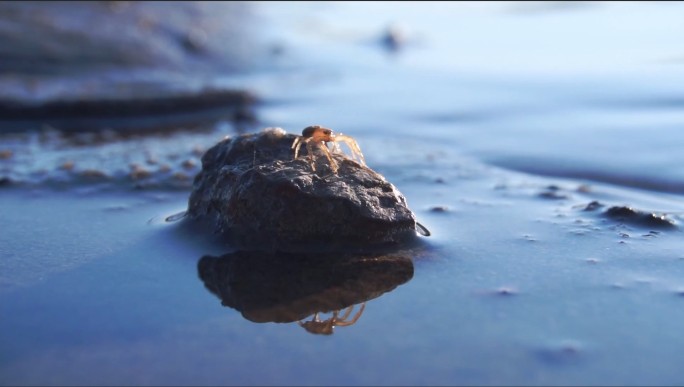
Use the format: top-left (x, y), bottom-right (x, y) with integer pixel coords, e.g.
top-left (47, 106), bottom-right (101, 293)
top-left (299, 303), bottom-right (366, 335)
top-left (198, 251), bottom-right (414, 334)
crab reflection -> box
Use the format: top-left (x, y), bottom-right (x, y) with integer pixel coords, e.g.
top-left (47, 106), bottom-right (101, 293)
top-left (197, 250), bottom-right (414, 335)
top-left (299, 303), bottom-right (366, 335)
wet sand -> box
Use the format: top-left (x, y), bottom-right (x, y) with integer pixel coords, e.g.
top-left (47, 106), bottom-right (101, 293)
top-left (2, 2), bottom-right (684, 386)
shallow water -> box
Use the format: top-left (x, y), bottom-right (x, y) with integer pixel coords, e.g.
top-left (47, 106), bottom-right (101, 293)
top-left (2, 2), bottom-right (684, 386)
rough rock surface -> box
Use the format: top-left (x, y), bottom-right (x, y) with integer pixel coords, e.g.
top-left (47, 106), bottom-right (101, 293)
top-left (580, 201), bottom-right (677, 229)
top-left (187, 127), bottom-right (422, 250)
top-left (603, 205), bottom-right (677, 229)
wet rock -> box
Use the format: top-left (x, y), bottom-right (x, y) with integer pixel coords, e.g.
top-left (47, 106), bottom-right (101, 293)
top-left (187, 128), bottom-right (424, 250)
top-left (582, 200), bottom-right (604, 211)
top-left (0, 89), bottom-right (256, 133)
top-left (534, 340), bottom-right (584, 365)
top-left (538, 185), bottom-right (569, 200)
top-left (181, 158), bottom-right (198, 170)
top-left (0, 149), bottom-right (13, 159)
top-left (486, 287), bottom-right (517, 297)
top-left (576, 184), bottom-right (592, 193)
top-left (381, 25), bottom-right (407, 52)
top-left (197, 250), bottom-right (414, 323)
top-left (603, 206), bottom-right (677, 229)
top-left (59, 161), bottom-right (75, 171)
top-left (496, 287), bottom-right (516, 296)
top-left (0, 2), bottom-right (255, 77)
top-left (79, 169), bottom-right (109, 180)
top-left (539, 191), bottom-right (568, 200)
top-left (129, 164), bottom-right (151, 180)
top-left (0, 2), bottom-right (259, 134)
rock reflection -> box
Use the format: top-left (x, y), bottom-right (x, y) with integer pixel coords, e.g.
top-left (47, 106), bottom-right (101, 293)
top-left (198, 250), bottom-right (414, 334)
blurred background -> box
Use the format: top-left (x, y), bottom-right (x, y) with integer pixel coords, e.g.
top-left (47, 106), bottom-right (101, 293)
top-left (1, 1), bottom-right (683, 191)
top-left (2, 2), bottom-right (684, 386)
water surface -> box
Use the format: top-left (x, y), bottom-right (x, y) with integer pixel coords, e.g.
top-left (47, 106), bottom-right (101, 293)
top-left (2, 2), bottom-right (684, 386)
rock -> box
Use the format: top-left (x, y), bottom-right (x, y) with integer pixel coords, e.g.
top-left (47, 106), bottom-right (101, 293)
top-left (582, 200), bottom-right (604, 211)
top-left (603, 206), bottom-right (677, 229)
top-left (0, 89), bottom-right (255, 133)
top-left (187, 127), bottom-right (425, 250)
top-left (197, 250), bottom-right (414, 324)
top-left (0, 2), bottom-right (258, 134)
top-left (381, 25), bottom-right (407, 52)
top-left (538, 184), bottom-right (570, 200)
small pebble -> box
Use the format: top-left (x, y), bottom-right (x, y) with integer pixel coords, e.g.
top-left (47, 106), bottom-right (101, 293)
top-left (173, 171), bottom-right (189, 180)
top-left (60, 161), bottom-right (75, 171)
top-left (495, 287), bottom-right (517, 296)
top-left (130, 164), bottom-right (152, 180)
top-left (0, 150), bottom-right (13, 159)
top-left (80, 169), bottom-right (108, 179)
top-left (583, 200), bottom-right (603, 211)
top-left (539, 191), bottom-right (568, 200)
top-left (381, 24), bottom-right (406, 52)
top-left (535, 340), bottom-right (583, 365)
top-left (181, 159), bottom-right (197, 169)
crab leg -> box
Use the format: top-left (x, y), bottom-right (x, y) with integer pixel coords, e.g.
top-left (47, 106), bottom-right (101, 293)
top-left (305, 140), bottom-right (317, 171)
top-left (293, 138), bottom-right (304, 159)
top-left (317, 142), bottom-right (339, 173)
top-left (334, 303), bottom-right (366, 326)
top-left (334, 134), bottom-right (366, 165)
top-left (338, 305), bottom-right (355, 320)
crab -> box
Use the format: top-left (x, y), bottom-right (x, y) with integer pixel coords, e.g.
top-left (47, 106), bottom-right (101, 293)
top-left (298, 303), bottom-right (366, 335)
top-left (291, 125), bottom-right (366, 173)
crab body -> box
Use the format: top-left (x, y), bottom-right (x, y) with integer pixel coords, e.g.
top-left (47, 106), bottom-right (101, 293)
top-left (291, 125), bottom-right (365, 173)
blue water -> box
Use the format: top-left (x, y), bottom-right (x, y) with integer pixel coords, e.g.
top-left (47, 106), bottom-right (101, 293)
top-left (2, 2), bottom-right (684, 386)
top-left (249, 1), bottom-right (684, 194)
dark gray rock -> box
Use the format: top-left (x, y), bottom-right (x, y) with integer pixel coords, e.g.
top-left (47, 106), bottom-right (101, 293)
top-left (603, 206), bottom-right (677, 229)
top-left (0, 89), bottom-right (255, 134)
top-left (187, 127), bottom-right (424, 250)
top-left (0, 2), bottom-right (259, 134)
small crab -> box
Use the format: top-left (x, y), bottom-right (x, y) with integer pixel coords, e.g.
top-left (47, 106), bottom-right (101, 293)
top-left (298, 303), bottom-right (366, 335)
top-left (291, 125), bottom-right (366, 173)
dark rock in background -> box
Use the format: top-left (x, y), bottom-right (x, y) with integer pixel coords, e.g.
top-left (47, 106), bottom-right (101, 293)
top-left (0, 2), bottom-right (258, 80)
top-left (0, 2), bottom-right (269, 188)
top-left (0, 1), bottom-right (264, 133)
top-left (603, 205), bottom-right (677, 229)
top-left (0, 89), bottom-right (256, 134)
